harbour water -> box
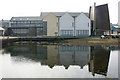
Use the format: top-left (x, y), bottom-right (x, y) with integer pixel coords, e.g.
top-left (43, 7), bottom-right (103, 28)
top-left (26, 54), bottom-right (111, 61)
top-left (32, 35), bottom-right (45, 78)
top-left (0, 44), bottom-right (119, 78)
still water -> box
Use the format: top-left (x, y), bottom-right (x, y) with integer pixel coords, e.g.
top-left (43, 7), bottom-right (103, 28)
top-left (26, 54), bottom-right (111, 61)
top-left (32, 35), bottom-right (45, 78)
top-left (0, 44), bottom-right (119, 78)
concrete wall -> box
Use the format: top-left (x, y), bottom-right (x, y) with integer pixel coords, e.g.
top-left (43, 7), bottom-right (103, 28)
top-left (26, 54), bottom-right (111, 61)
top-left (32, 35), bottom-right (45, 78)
top-left (118, 1), bottom-right (120, 27)
top-left (43, 13), bottom-right (59, 36)
top-left (75, 13), bottom-right (91, 36)
top-left (59, 13), bottom-right (74, 36)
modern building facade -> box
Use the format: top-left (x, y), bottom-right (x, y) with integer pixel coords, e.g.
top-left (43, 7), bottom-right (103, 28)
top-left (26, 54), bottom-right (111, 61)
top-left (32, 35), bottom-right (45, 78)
top-left (42, 13), bottom-right (59, 36)
top-left (40, 12), bottom-right (91, 37)
top-left (9, 17), bottom-right (47, 36)
top-left (59, 13), bottom-right (74, 36)
top-left (89, 4), bottom-right (110, 35)
top-left (1, 12), bottom-right (91, 37)
top-left (75, 13), bottom-right (91, 36)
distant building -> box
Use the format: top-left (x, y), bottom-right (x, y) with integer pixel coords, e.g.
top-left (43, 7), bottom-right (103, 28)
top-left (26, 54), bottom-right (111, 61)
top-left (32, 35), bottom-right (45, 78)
top-left (0, 27), bottom-right (5, 36)
top-left (89, 4), bottom-right (110, 35)
top-left (118, 1), bottom-right (120, 28)
top-left (110, 25), bottom-right (117, 35)
top-left (0, 20), bottom-right (10, 28)
top-left (117, 1), bottom-right (120, 34)
top-left (9, 17), bottom-right (47, 36)
top-left (40, 12), bottom-right (91, 37)
top-left (0, 20), bottom-right (10, 36)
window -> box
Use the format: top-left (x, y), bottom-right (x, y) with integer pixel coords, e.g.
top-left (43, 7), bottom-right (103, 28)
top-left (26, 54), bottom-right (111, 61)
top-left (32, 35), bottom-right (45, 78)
top-left (76, 30), bottom-right (89, 36)
top-left (60, 30), bottom-right (73, 36)
top-left (12, 29), bottom-right (28, 34)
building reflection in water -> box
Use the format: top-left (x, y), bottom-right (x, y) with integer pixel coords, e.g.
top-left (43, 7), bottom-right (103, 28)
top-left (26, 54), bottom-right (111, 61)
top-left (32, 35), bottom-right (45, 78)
top-left (2, 44), bottom-right (111, 76)
top-left (89, 46), bottom-right (110, 76)
top-left (59, 45), bottom-right (90, 69)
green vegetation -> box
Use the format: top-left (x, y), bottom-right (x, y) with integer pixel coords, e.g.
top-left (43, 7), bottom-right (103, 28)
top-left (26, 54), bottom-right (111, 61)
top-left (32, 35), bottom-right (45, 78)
top-left (60, 38), bottom-right (119, 45)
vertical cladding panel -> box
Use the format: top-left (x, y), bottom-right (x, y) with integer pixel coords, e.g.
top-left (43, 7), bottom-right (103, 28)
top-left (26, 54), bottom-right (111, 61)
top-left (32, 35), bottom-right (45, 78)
top-left (94, 4), bottom-right (110, 30)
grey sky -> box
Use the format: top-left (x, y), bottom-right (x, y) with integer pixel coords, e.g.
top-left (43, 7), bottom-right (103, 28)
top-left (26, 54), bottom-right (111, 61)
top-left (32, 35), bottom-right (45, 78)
top-left (0, 0), bottom-right (119, 24)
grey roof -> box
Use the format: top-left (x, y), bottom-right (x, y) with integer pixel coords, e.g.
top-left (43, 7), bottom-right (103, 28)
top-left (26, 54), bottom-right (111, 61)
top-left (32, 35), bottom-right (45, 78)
top-left (40, 12), bottom-right (89, 19)
top-left (0, 20), bottom-right (10, 23)
top-left (11, 16), bottom-right (42, 21)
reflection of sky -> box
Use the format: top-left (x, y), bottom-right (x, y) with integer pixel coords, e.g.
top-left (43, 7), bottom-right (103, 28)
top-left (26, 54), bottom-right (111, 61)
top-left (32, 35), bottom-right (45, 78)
top-left (1, 50), bottom-right (118, 78)
top-left (0, 50), bottom-right (2, 79)
top-left (107, 51), bottom-right (118, 78)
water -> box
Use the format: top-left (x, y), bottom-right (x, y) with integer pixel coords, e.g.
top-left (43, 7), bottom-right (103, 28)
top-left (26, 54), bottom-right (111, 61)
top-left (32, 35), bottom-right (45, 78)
top-left (0, 44), bottom-right (119, 78)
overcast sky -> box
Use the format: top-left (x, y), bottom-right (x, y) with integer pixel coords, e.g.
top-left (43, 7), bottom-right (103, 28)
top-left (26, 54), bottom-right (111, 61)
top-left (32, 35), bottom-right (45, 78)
top-left (0, 0), bottom-right (119, 24)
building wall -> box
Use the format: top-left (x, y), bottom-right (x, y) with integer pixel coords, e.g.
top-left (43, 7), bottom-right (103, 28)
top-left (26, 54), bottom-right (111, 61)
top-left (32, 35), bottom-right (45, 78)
top-left (43, 13), bottom-right (59, 36)
top-left (10, 20), bottom-right (47, 36)
top-left (59, 13), bottom-right (74, 36)
top-left (118, 1), bottom-right (120, 27)
top-left (94, 4), bottom-right (110, 30)
top-left (75, 13), bottom-right (91, 36)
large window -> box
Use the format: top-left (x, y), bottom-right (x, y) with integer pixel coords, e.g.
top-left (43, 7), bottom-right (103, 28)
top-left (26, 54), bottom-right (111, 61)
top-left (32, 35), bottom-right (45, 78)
top-left (11, 20), bottom-right (44, 27)
top-left (60, 30), bottom-right (73, 36)
top-left (12, 29), bottom-right (29, 34)
top-left (76, 30), bottom-right (89, 36)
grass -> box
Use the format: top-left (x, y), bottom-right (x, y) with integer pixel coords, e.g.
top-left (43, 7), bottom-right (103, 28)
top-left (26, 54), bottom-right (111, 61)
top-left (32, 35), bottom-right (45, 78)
top-left (61, 38), bottom-right (119, 45)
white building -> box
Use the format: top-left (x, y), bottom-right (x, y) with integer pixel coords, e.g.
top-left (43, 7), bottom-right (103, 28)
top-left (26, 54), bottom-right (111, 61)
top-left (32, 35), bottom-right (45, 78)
top-left (40, 12), bottom-right (91, 37)
top-left (59, 13), bottom-right (74, 36)
top-left (59, 12), bottom-right (91, 36)
top-left (75, 13), bottom-right (91, 36)
top-left (118, 1), bottom-right (120, 28)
